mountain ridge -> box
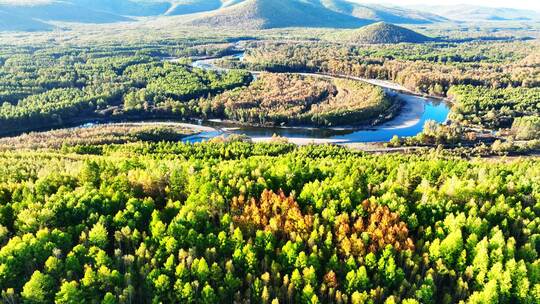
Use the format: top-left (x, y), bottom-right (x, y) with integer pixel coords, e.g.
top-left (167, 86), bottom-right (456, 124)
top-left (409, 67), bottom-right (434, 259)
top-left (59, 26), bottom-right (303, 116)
top-left (413, 4), bottom-right (540, 22)
top-left (329, 22), bottom-right (434, 44)
top-left (183, 0), bottom-right (371, 29)
top-left (319, 0), bottom-right (448, 24)
top-left (0, 0), bottom-right (538, 32)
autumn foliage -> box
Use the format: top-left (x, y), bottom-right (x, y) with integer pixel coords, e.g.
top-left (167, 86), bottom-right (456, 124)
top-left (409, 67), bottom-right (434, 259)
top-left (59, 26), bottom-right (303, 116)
top-left (231, 189), bottom-right (313, 240)
top-left (335, 200), bottom-right (414, 258)
top-left (232, 190), bottom-right (414, 257)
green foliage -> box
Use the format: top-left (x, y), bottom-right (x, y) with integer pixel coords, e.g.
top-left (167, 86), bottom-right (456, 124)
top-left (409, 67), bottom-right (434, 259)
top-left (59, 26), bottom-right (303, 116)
top-left (212, 73), bottom-right (394, 126)
top-left (0, 42), bottom-right (250, 135)
top-left (0, 142), bottom-right (536, 303)
top-left (123, 62), bottom-right (251, 113)
top-left (88, 222), bottom-right (108, 249)
top-left (449, 85), bottom-right (540, 129)
top-left (511, 116), bottom-right (540, 140)
top-left (21, 271), bottom-right (55, 304)
top-left (332, 22), bottom-right (433, 44)
top-left (55, 281), bottom-right (86, 304)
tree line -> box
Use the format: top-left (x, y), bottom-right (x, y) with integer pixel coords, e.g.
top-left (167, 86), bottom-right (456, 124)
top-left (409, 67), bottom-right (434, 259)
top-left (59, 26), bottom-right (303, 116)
top-left (226, 41), bottom-right (539, 97)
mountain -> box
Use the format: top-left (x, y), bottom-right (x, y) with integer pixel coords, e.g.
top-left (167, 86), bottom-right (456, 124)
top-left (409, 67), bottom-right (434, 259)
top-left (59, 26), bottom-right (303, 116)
top-left (0, 0), bottom-right (451, 32)
top-left (0, 9), bottom-right (53, 31)
top-left (0, 1), bottom-right (132, 24)
top-left (163, 0), bottom-right (247, 16)
top-left (4, 0), bottom-right (538, 33)
top-left (164, 0), bottom-right (223, 16)
top-left (175, 0), bottom-right (448, 26)
top-left (72, 0), bottom-right (171, 17)
top-left (184, 0), bottom-right (371, 29)
top-left (414, 5), bottom-right (540, 22)
top-left (0, 0), bottom-right (173, 24)
top-left (0, 0), bottom-right (176, 31)
top-left (319, 0), bottom-right (448, 24)
top-left (333, 22), bottom-right (434, 44)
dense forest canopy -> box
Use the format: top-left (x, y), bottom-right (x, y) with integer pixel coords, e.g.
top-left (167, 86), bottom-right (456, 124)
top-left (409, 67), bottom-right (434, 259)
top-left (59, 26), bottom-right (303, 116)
top-left (448, 85), bottom-right (540, 129)
top-left (0, 5), bottom-right (539, 303)
top-left (211, 73), bottom-right (396, 126)
top-left (231, 40), bottom-right (540, 97)
top-left (0, 142), bottom-right (537, 303)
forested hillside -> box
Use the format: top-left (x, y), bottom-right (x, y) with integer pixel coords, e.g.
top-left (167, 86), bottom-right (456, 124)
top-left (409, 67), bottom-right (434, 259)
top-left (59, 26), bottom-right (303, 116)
top-left (329, 22), bottom-right (434, 44)
top-left (319, 0), bottom-right (448, 24)
top-left (184, 0), bottom-right (369, 30)
top-left (0, 142), bottom-right (538, 303)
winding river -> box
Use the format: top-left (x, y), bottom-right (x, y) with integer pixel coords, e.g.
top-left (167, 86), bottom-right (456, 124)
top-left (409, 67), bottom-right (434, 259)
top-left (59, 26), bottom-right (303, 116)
top-left (73, 52), bottom-right (450, 145)
top-left (183, 52), bottom-right (450, 144)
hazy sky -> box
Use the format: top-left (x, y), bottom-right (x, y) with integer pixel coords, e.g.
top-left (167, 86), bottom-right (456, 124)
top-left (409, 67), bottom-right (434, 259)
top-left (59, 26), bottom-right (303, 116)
top-left (355, 0), bottom-right (540, 11)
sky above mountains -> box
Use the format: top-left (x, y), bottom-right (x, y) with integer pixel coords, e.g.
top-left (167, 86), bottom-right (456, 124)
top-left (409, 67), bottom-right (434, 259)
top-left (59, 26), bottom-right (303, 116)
top-left (355, 0), bottom-right (540, 11)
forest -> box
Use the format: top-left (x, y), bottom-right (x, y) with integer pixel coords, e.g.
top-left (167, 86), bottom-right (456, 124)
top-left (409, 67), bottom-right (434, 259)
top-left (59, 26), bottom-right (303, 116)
top-left (0, 141), bottom-right (537, 303)
top-left (448, 85), bottom-right (540, 129)
top-left (0, 47), bottom-right (251, 130)
top-left (211, 74), bottom-right (395, 126)
top-left (0, 3), bottom-right (539, 303)
top-left (0, 37), bottom-right (539, 142)
top-left (0, 40), bottom-right (409, 135)
top-left (217, 39), bottom-right (539, 152)
top-left (228, 41), bottom-right (540, 96)
top-left (0, 123), bottom-right (196, 151)
top-left (0, 43), bottom-right (252, 134)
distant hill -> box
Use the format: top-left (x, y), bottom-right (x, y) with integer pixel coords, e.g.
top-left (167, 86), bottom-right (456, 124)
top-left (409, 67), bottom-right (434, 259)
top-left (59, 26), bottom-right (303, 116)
top-left (169, 0), bottom-right (448, 25)
top-left (6, 0), bottom-right (526, 33)
top-left (319, 0), bottom-right (448, 24)
top-left (0, 0), bottom-right (176, 22)
top-left (332, 22), bottom-right (434, 44)
top-left (184, 0), bottom-right (371, 29)
top-left (0, 9), bottom-right (52, 31)
top-left (0, 0), bottom-right (175, 31)
top-left (414, 5), bottom-right (540, 22)
top-left (72, 0), bottom-right (171, 17)
top-left (164, 0), bottom-right (222, 16)
top-left (0, 1), bottom-right (139, 27)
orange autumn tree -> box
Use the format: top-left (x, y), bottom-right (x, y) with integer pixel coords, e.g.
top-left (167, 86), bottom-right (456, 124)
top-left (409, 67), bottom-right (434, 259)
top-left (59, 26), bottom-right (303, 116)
top-left (334, 200), bottom-right (414, 257)
top-left (231, 189), bottom-right (313, 241)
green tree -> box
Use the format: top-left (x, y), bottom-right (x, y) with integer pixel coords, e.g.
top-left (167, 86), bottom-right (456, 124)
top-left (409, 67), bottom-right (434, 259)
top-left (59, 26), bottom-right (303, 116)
top-left (201, 284), bottom-right (217, 304)
top-left (21, 271), bottom-right (55, 304)
top-left (88, 222), bottom-right (109, 248)
top-left (440, 229), bottom-right (463, 266)
top-left (55, 281), bottom-right (85, 304)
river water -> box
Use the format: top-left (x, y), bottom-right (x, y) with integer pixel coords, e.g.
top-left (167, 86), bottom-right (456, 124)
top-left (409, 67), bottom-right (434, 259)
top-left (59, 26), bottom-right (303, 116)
top-left (184, 52), bottom-right (451, 143)
top-left (75, 52), bottom-right (451, 144)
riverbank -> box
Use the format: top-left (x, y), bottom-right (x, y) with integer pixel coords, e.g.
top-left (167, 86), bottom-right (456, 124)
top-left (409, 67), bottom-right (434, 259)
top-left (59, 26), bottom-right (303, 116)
top-left (0, 122), bottom-right (199, 150)
top-left (190, 52), bottom-right (452, 104)
top-left (1, 53), bottom-right (450, 144)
